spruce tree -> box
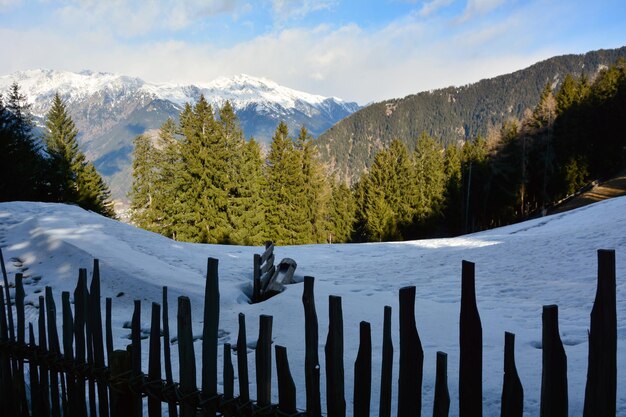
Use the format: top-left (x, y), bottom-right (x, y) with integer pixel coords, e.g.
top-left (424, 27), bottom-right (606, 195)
top-left (265, 121), bottom-right (309, 245)
top-left (129, 134), bottom-right (157, 229)
top-left (43, 93), bottom-right (114, 217)
top-left (0, 83), bottom-right (45, 201)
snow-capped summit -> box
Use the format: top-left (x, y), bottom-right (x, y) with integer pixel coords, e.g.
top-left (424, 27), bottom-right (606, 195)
top-left (0, 69), bottom-right (360, 201)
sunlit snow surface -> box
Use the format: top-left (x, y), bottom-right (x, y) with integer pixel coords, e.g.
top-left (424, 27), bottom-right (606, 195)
top-left (1, 199), bottom-right (625, 416)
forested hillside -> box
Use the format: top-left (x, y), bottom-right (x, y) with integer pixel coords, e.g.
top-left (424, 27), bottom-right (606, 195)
top-left (318, 47), bottom-right (626, 183)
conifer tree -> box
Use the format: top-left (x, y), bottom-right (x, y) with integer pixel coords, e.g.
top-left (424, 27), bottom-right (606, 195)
top-left (0, 83), bottom-right (45, 201)
top-left (129, 134), bottom-right (157, 228)
top-left (228, 139), bottom-right (266, 245)
top-left (327, 181), bottom-right (356, 243)
top-left (412, 133), bottom-right (446, 225)
top-left (43, 93), bottom-right (114, 216)
top-left (265, 121), bottom-right (309, 244)
top-left (177, 96), bottom-right (231, 243)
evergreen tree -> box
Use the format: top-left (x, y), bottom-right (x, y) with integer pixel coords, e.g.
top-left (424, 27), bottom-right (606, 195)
top-left (0, 83), bottom-right (45, 201)
top-left (412, 133), bottom-right (446, 225)
top-left (265, 122), bottom-right (309, 245)
top-left (44, 93), bottom-right (84, 202)
top-left (43, 93), bottom-right (114, 217)
top-left (296, 126), bottom-right (331, 243)
top-left (327, 180), bottom-right (356, 243)
top-left (177, 96), bottom-right (231, 243)
top-left (129, 133), bottom-right (157, 228)
top-left (228, 139), bottom-right (266, 245)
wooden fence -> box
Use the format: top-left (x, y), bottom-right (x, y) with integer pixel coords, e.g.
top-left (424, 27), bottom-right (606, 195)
top-left (0, 247), bottom-right (618, 417)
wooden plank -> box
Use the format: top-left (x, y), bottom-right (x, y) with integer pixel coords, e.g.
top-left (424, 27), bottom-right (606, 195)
top-left (15, 273), bottom-right (29, 416)
top-left (106, 297), bottom-right (114, 361)
top-left (29, 322), bottom-right (43, 417)
top-left (459, 261), bottom-right (482, 417)
top-left (178, 296), bottom-right (198, 417)
top-left (261, 242), bottom-right (274, 264)
top-left (540, 305), bottom-right (568, 417)
top-left (583, 249), bottom-right (617, 417)
top-left (223, 343), bottom-right (234, 400)
top-left (162, 287), bottom-right (178, 417)
top-left (353, 321), bottom-right (372, 417)
top-left (433, 352), bottom-right (450, 417)
top-left (131, 299), bottom-right (143, 417)
top-left (0, 286), bottom-right (16, 417)
top-left (276, 345), bottom-right (297, 415)
top-left (74, 269), bottom-right (88, 417)
top-left (397, 286), bottom-right (423, 417)
top-left (202, 257), bottom-right (220, 415)
top-left (260, 254), bottom-right (275, 275)
top-left (148, 302), bottom-right (162, 417)
top-left (90, 259), bottom-right (109, 417)
top-left (0, 247), bottom-right (15, 342)
top-left (45, 286), bottom-right (62, 417)
top-left (500, 332), bottom-right (523, 417)
top-left (39, 295), bottom-right (51, 417)
top-left (256, 314), bottom-right (273, 408)
top-left (302, 276), bottom-right (321, 417)
top-left (110, 349), bottom-right (133, 417)
top-left (237, 313), bottom-right (250, 403)
top-left (379, 306), bottom-right (393, 417)
top-left (325, 295), bottom-right (345, 417)
top-left (62, 291), bottom-right (76, 417)
top-left (252, 254), bottom-right (261, 303)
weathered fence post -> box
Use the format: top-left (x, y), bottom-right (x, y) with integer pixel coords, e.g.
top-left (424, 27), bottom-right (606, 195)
top-left (90, 259), bottom-right (109, 417)
top-left (163, 287), bottom-right (178, 417)
top-left (459, 260), bottom-right (482, 417)
top-left (131, 299), bottom-right (143, 417)
top-left (0, 288), bottom-right (16, 417)
top-left (583, 249), bottom-right (616, 417)
top-left (501, 332), bottom-right (523, 417)
top-left (540, 305), bottom-right (567, 417)
top-left (276, 345), bottom-right (298, 415)
top-left (29, 322), bottom-right (43, 417)
top-left (110, 349), bottom-right (133, 417)
top-left (223, 343), bottom-right (234, 401)
top-left (253, 253), bottom-right (262, 303)
top-left (38, 295), bottom-right (51, 416)
top-left (354, 321), bottom-right (372, 417)
top-left (325, 295), bottom-right (346, 417)
top-left (237, 313), bottom-right (250, 406)
top-left (256, 314), bottom-right (273, 412)
top-left (45, 286), bottom-right (62, 417)
top-left (379, 305), bottom-right (393, 417)
top-left (0, 248), bottom-right (15, 342)
top-left (148, 302), bottom-right (162, 417)
top-left (178, 296), bottom-right (198, 417)
top-left (16, 274), bottom-right (29, 415)
top-left (302, 276), bottom-right (322, 417)
top-left (74, 269), bottom-right (88, 416)
top-left (62, 291), bottom-right (76, 417)
top-left (202, 257), bottom-right (220, 415)
top-left (433, 352), bottom-right (450, 417)
top-left (398, 286), bottom-right (423, 417)
top-left (106, 297), bottom-right (114, 360)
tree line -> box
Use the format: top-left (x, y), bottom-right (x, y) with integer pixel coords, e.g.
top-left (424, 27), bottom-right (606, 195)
top-left (130, 59), bottom-right (626, 244)
top-left (0, 84), bottom-right (114, 216)
top-left (129, 97), bottom-right (353, 245)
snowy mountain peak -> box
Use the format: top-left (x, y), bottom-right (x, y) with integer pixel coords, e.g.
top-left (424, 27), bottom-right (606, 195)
top-left (0, 69), bottom-right (358, 116)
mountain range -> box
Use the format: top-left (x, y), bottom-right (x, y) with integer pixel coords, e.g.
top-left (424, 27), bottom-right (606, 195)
top-left (0, 70), bottom-right (360, 201)
top-left (318, 46), bottom-right (626, 183)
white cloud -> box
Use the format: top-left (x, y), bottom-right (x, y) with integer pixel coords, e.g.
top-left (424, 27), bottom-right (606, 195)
top-left (418, 0), bottom-right (454, 17)
top-left (0, 0), bottom-right (616, 104)
top-left (0, 0), bottom-right (20, 11)
top-left (459, 0), bottom-right (506, 21)
top-left (271, 0), bottom-right (336, 22)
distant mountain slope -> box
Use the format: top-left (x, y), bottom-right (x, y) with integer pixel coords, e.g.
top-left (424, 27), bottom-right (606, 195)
top-left (318, 46), bottom-right (626, 183)
top-left (0, 70), bottom-right (360, 201)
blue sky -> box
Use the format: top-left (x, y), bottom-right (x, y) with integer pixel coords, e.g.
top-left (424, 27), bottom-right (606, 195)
top-left (1, 0), bottom-right (625, 103)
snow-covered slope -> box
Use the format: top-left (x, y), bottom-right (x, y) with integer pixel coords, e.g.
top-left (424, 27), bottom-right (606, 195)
top-left (0, 69), bottom-right (360, 201)
top-left (0, 198), bottom-right (625, 416)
